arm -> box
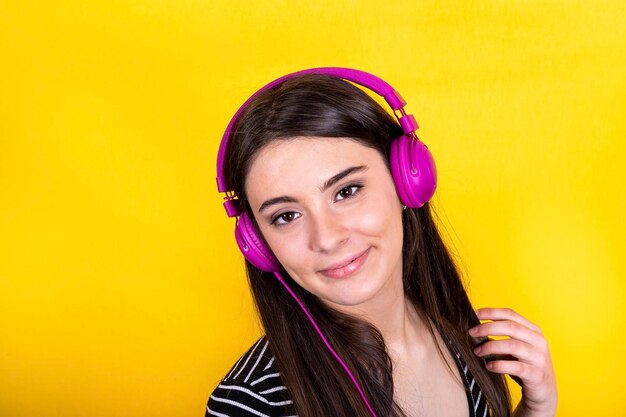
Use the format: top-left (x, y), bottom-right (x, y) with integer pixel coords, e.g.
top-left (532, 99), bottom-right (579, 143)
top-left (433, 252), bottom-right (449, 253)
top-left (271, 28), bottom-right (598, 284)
top-left (468, 308), bottom-right (558, 417)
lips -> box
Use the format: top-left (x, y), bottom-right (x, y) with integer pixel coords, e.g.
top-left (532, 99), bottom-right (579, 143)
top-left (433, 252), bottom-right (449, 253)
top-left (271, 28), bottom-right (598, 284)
top-left (318, 247), bottom-right (371, 279)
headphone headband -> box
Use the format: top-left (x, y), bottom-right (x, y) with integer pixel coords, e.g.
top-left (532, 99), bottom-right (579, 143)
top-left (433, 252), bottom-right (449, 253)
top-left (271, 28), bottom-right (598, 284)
top-left (216, 67), bottom-right (419, 199)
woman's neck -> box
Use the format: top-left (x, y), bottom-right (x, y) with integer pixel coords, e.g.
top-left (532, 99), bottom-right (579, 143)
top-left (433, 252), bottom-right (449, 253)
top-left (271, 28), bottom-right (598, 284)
top-left (368, 295), bottom-right (429, 359)
top-left (329, 268), bottom-right (430, 358)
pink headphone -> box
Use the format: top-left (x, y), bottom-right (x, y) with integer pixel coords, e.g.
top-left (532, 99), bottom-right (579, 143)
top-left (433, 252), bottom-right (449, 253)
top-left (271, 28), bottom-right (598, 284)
top-left (216, 68), bottom-right (438, 417)
top-left (216, 67), bottom-right (438, 272)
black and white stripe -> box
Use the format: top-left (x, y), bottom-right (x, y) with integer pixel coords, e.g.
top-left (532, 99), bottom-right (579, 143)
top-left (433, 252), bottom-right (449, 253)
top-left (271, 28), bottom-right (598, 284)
top-left (453, 351), bottom-right (491, 417)
top-left (207, 338), bottom-right (295, 417)
top-left (207, 336), bottom-right (491, 417)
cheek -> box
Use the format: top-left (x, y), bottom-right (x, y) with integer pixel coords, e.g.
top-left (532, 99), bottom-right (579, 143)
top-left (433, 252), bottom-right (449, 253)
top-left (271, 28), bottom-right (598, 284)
top-left (354, 194), bottom-right (403, 239)
top-left (262, 228), bottom-right (312, 271)
top-left (261, 234), bottom-right (313, 290)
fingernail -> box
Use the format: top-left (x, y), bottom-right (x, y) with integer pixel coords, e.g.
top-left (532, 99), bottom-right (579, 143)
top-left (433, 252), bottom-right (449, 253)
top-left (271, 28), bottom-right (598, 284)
top-left (473, 346), bottom-right (482, 354)
top-left (468, 327), bottom-right (478, 335)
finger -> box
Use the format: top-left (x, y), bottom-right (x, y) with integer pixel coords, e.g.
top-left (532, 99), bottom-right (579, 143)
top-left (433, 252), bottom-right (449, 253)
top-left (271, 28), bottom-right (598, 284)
top-left (473, 338), bottom-right (544, 366)
top-left (484, 359), bottom-right (539, 382)
top-left (469, 320), bottom-right (545, 347)
top-left (475, 308), bottom-right (542, 334)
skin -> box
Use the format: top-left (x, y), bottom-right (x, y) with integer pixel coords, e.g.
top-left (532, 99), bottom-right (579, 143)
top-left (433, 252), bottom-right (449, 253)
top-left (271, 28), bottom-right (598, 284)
top-left (244, 136), bottom-right (557, 416)
top-left (469, 308), bottom-right (558, 417)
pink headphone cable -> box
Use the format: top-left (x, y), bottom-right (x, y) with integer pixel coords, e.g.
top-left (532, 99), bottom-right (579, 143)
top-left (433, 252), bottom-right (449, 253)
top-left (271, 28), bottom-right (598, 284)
top-left (273, 271), bottom-right (379, 417)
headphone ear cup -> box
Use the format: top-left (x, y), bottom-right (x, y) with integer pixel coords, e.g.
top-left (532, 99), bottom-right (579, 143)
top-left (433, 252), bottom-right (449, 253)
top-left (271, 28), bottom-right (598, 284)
top-left (390, 134), bottom-right (437, 208)
top-left (234, 212), bottom-right (282, 272)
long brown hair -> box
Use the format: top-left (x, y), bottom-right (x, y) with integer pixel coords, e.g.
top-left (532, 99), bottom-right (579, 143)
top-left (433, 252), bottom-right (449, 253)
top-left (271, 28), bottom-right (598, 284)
top-left (223, 74), bottom-right (511, 417)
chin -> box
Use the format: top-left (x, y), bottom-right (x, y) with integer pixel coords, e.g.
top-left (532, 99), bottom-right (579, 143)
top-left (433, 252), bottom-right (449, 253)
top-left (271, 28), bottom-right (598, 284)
top-left (320, 287), bottom-right (382, 310)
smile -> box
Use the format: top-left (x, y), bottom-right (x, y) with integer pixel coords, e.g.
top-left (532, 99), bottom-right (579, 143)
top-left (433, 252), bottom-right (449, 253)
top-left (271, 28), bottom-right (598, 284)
top-left (318, 247), bottom-right (371, 279)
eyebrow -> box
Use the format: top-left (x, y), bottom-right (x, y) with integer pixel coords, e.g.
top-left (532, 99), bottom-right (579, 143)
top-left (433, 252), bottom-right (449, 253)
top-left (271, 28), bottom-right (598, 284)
top-left (257, 165), bottom-right (368, 213)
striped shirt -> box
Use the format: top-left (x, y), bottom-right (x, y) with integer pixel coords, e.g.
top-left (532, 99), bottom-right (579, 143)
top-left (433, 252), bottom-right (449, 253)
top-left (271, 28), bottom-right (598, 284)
top-left (206, 336), bottom-right (491, 417)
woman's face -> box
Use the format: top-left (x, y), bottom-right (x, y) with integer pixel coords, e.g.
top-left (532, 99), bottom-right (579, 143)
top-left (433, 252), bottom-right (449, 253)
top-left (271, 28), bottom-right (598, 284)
top-left (245, 137), bottom-right (405, 313)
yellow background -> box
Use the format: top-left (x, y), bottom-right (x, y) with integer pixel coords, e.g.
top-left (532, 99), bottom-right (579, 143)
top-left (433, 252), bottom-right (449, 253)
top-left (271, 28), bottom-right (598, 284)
top-left (1, 1), bottom-right (625, 416)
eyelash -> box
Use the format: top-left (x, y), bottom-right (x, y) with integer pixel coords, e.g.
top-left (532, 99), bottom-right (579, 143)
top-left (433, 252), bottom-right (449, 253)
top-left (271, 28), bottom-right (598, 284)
top-left (270, 183), bottom-right (364, 227)
top-left (335, 184), bottom-right (362, 201)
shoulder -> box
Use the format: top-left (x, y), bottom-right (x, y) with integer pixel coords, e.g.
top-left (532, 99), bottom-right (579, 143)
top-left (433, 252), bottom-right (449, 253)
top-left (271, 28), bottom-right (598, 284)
top-left (206, 336), bottom-right (295, 417)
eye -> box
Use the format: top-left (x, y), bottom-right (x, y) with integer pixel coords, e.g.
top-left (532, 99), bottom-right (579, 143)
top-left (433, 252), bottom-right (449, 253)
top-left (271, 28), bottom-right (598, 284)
top-left (335, 184), bottom-right (362, 201)
top-left (271, 211), bottom-right (301, 226)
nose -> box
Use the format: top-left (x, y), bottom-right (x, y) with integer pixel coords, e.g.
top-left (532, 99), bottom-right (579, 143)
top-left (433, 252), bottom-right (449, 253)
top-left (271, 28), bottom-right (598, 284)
top-left (308, 208), bottom-right (349, 253)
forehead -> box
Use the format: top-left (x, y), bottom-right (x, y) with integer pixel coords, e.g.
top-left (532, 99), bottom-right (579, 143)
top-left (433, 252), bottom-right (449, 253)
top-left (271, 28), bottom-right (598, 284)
top-left (245, 137), bottom-right (384, 200)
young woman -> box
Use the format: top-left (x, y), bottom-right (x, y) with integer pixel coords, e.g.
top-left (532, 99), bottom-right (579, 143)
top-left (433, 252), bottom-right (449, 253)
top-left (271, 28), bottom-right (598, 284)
top-left (207, 68), bottom-right (557, 417)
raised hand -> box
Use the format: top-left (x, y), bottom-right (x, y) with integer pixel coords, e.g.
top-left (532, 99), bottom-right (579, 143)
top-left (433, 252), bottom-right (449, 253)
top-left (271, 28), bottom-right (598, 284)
top-left (468, 308), bottom-right (557, 417)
